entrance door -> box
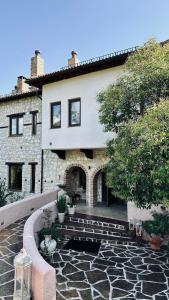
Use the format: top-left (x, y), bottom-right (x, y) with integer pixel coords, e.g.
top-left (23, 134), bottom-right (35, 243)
top-left (102, 172), bottom-right (113, 206)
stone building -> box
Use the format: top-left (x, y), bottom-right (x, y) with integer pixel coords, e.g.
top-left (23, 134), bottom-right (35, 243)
top-left (0, 51), bottom-right (43, 196)
top-left (0, 46), bottom-right (136, 210)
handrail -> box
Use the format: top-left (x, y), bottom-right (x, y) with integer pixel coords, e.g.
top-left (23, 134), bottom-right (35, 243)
top-left (61, 46), bottom-right (138, 71)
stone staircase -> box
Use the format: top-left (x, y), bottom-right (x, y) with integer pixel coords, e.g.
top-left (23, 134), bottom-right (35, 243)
top-left (55, 213), bottom-right (138, 246)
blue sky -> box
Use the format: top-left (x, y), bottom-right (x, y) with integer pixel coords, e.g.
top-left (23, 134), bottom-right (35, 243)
top-left (0, 0), bottom-right (169, 94)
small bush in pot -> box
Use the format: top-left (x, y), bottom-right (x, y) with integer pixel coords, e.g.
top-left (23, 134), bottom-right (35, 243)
top-left (67, 202), bottom-right (76, 216)
top-left (142, 211), bottom-right (169, 251)
top-left (57, 195), bottom-right (66, 223)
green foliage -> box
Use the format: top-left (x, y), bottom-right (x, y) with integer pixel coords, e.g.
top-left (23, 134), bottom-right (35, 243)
top-left (97, 39), bottom-right (169, 132)
top-left (142, 212), bottom-right (169, 237)
top-left (0, 179), bottom-right (21, 207)
top-left (38, 223), bottom-right (60, 243)
top-left (38, 208), bottom-right (61, 243)
top-left (57, 195), bottom-right (66, 213)
top-left (106, 100), bottom-right (169, 208)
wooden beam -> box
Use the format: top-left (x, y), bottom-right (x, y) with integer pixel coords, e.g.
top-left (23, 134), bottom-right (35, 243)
top-left (80, 149), bottom-right (93, 159)
top-left (51, 150), bottom-right (66, 160)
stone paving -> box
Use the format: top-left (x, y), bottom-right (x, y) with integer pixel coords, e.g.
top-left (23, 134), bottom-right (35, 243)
top-left (0, 218), bottom-right (26, 300)
top-left (0, 215), bottom-right (169, 300)
top-left (53, 242), bottom-right (169, 300)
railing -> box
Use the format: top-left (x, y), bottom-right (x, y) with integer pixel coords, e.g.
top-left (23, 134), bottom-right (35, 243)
top-left (0, 88), bottom-right (38, 99)
top-left (61, 46), bottom-right (138, 71)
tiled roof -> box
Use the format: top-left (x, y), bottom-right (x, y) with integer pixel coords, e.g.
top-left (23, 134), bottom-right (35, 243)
top-left (0, 89), bottom-right (41, 102)
top-left (26, 46), bottom-right (138, 88)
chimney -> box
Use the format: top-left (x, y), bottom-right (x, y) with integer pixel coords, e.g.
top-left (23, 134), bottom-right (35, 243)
top-left (68, 51), bottom-right (80, 67)
top-left (31, 50), bottom-right (44, 77)
top-left (12, 76), bottom-right (29, 94)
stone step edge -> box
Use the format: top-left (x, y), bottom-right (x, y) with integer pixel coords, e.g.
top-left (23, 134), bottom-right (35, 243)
top-left (63, 219), bottom-right (126, 233)
top-left (62, 234), bottom-right (138, 246)
top-left (65, 216), bottom-right (127, 231)
top-left (56, 227), bottom-right (133, 242)
top-left (56, 223), bottom-right (130, 239)
top-left (75, 212), bottom-right (128, 226)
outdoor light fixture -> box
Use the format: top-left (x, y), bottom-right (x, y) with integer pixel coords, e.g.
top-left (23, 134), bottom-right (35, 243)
top-left (13, 249), bottom-right (32, 300)
top-left (129, 219), bottom-right (135, 231)
top-left (135, 221), bottom-right (142, 236)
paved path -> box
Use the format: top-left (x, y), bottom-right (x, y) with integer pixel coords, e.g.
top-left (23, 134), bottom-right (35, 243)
top-left (0, 217), bottom-right (169, 300)
top-left (53, 242), bottom-right (169, 300)
top-left (0, 218), bottom-right (26, 300)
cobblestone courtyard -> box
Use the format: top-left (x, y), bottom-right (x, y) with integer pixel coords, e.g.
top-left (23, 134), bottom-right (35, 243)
top-left (54, 243), bottom-right (169, 300)
top-left (0, 217), bottom-right (169, 300)
top-left (0, 218), bottom-right (25, 300)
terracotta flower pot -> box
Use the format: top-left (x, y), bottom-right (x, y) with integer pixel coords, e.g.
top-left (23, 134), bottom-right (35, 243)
top-left (149, 236), bottom-right (162, 251)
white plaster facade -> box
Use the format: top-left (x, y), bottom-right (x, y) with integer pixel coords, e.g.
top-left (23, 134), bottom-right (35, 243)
top-left (42, 67), bottom-right (122, 150)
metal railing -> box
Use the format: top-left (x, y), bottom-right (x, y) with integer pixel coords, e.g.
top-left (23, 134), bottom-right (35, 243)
top-left (61, 46), bottom-right (138, 71)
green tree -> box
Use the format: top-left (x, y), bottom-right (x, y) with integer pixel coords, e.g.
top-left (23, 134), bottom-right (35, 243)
top-left (106, 100), bottom-right (169, 208)
top-left (98, 39), bottom-right (169, 132)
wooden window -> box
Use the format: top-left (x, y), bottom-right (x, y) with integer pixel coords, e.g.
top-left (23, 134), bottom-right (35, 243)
top-left (8, 163), bottom-right (23, 191)
top-left (9, 114), bottom-right (23, 136)
top-left (51, 102), bottom-right (61, 128)
top-left (69, 98), bottom-right (81, 127)
top-left (31, 112), bottom-right (38, 135)
top-left (30, 163), bottom-right (36, 193)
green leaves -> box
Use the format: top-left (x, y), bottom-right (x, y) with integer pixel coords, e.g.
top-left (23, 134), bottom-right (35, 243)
top-left (106, 100), bottom-right (169, 208)
top-left (98, 39), bottom-right (169, 209)
top-left (97, 39), bottom-right (169, 133)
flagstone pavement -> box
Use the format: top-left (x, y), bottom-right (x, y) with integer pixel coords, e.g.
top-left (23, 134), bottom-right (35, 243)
top-left (0, 218), bottom-right (26, 300)
top-left (0, 217), bottom-right (169, 300)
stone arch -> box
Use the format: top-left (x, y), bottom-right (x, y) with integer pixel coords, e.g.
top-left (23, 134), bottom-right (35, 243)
top-left (91, 164), bottom-right (107, 206)
top-left (63, 163), bottom-right (89, 204)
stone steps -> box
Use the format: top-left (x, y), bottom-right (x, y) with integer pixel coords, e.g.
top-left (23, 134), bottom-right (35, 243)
top-left (56, 222), bottom-right (131, 240)
top-left (65, 214), bottom-right (128, 231)
top-left (55, 213), bottom-right (137, 246)
top-left (56, 227), bottom-right (137, 246)
top-left (63, 218), bottom-right (127, 234)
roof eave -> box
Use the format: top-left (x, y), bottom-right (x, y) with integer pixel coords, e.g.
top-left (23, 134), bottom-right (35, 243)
top-left (26, 51), bottom-right (132, 88)
top-left (0, 89), bottom-right (41, 103)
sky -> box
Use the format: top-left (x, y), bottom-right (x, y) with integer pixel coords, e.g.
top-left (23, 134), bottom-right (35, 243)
top-left (0, 0), bottom-right (169, 94)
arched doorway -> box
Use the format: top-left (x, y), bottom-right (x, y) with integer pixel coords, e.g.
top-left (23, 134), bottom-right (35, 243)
top-left (93, 169), bottom-right (127, 207)
top-left (65, 166), bottom-right (86, 203)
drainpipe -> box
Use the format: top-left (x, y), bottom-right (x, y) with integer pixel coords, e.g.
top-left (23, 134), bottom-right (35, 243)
top-left (41, 149), bottom-right (44, 193)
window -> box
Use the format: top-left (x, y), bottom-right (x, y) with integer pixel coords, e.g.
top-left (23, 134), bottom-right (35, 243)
top-left (30, 163), bottom-right (36, 193)
top-left (9, 115), bottom-right (23, 136)
top-left (51, 102), bottom-right (61, 128)
top-left (31, 111), bottom-right (38, 135)
top-left (8, 164), bottom-right (23, 191)
top-left (69, 98), bottom-right (81, 126)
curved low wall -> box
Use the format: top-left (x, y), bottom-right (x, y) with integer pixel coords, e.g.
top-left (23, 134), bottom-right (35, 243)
top-left (23, 201), bottom-right (58, 300)
top-left (0, 189), bottom-right (58, 230)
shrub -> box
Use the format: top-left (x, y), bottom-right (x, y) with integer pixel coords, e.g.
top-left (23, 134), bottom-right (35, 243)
top-left (57, 195), bottom-right (66, 213)
top-left (0, 179), bottom-right (21, 207)
top-left (142, 212), bottom-right (169, 237)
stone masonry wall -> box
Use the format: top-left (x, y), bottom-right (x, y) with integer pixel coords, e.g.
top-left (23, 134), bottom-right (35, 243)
top-left (43, 149), bottom-right (108, 207)
top-left (0, 96), bottom-right (42, 196)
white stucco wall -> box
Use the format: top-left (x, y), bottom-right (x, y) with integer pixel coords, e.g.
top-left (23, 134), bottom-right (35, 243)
top-left (42, 66), bottom-right (123, 150)
top-left (127, 201), bottom-right (169, 222)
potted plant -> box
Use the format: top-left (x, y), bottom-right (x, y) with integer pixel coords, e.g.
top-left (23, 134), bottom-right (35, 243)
top-left (66, 191), bottom-right (76, 216)
top-left (67, 202), bottom-right (76, 216)
top-left (142, 212), bottom-right (169, 251)
top-left (57, 195), bottom-right (66, 223)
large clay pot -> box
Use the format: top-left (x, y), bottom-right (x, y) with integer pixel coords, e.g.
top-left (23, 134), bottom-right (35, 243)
top-left (40, 235), bottom-right (57, 253)
top-left (149, 236), bottom-right (162, 251)
top-left (58, 212), bottom-right (65, 224)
